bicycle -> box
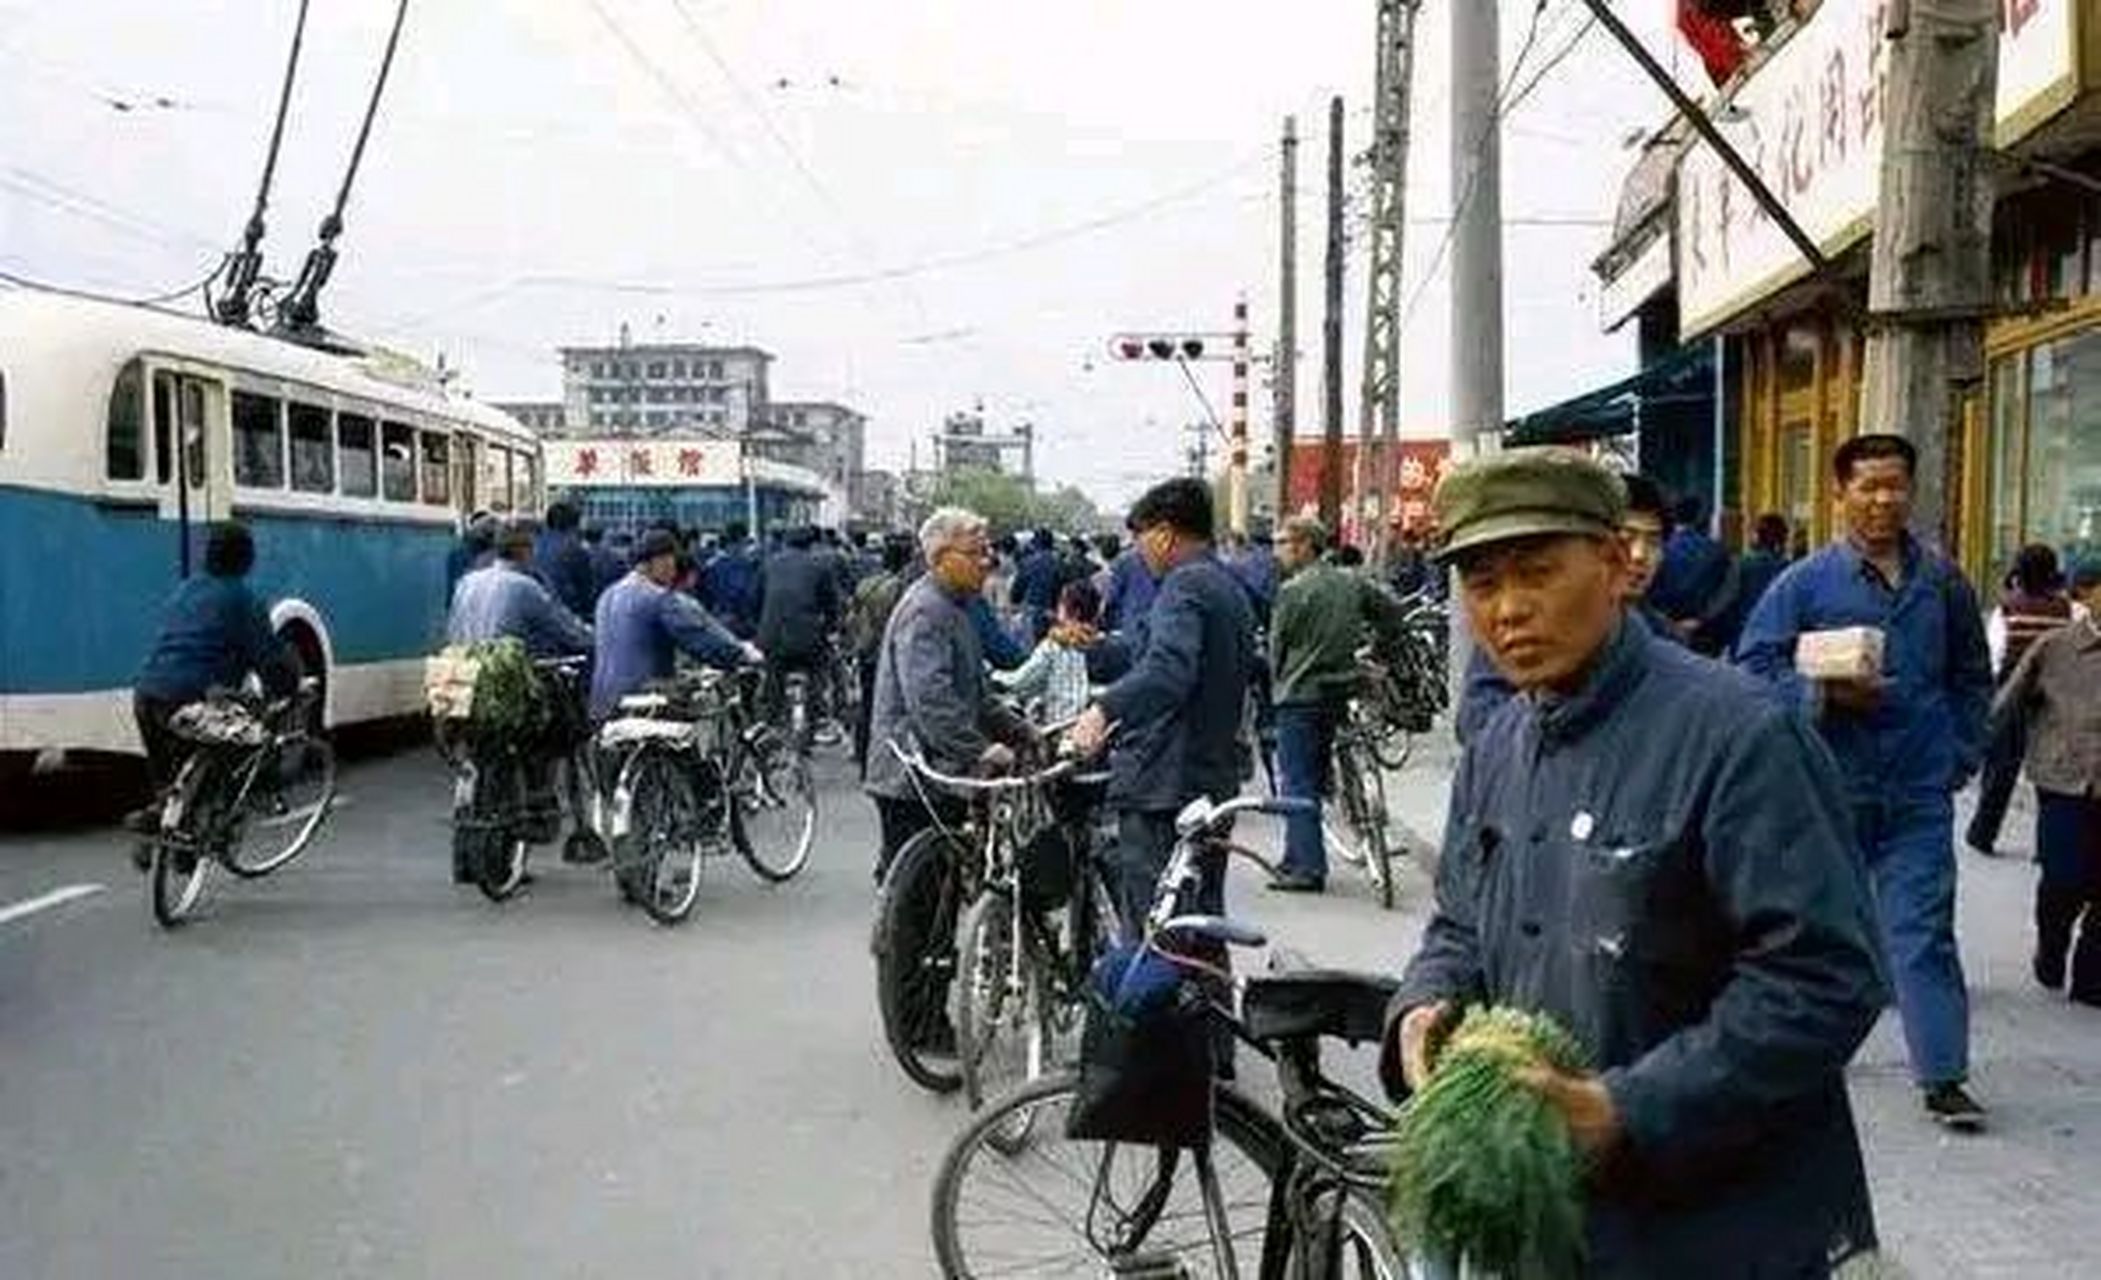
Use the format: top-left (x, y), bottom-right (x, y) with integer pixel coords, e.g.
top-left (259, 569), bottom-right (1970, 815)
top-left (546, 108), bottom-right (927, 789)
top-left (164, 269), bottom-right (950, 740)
top-left (1322, 690), bottom-right (1398, 911)
top-left (147, 678), bottom-right (337, 928)
top-left (883, 743), bottom-right (1115, 1147)
top-left (1356, 597), bottom-right (1449, 773)
top-left (929, 791), bottom-right (1415, 1278)
top-left (595, 664), bottom-right (812, 924)
top-left (438, 656), bottom-right (601, 904)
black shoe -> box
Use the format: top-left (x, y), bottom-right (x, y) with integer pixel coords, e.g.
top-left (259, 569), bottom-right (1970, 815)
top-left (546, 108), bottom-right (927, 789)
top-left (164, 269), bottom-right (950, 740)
top-left (1267, 870), bottom-right (1326, 894)
top-left (2035, 949), bottom-right (2067, 991)
top-left (1923, 1083), bottom-right (1987, 1132)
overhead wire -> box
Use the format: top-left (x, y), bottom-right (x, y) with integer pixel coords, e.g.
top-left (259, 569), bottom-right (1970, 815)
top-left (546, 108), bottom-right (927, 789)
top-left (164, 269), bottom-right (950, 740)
top-left (215, 0), bottom-right (313, 326)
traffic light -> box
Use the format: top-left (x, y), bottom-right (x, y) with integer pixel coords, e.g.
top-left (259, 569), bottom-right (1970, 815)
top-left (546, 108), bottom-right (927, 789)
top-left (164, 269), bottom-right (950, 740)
top-left (1108, 334), bottom-right (1222, 362)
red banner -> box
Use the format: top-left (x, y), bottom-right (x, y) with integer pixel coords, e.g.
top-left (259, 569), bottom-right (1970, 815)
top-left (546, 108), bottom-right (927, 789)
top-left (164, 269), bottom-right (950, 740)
top-left (1283, 440), bottom-right (1450, 539)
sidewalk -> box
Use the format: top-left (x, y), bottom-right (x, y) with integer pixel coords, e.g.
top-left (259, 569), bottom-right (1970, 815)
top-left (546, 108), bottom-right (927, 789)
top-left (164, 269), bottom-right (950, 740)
top-left (1235, 732), bottom-right (2097, 1280)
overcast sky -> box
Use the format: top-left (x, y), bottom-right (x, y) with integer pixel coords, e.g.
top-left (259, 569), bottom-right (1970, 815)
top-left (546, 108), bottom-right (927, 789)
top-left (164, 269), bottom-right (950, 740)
top-left (0, 0), bottom-right (1698, 508)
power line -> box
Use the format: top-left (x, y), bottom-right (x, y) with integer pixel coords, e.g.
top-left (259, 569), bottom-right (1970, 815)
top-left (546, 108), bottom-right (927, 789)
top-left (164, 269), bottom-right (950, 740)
top-left (0, 167), bottom-right (218, 252)
top-left (0, 258), bottom-right (224, 308)
top-left (216, 0), bottom-right (312, 326)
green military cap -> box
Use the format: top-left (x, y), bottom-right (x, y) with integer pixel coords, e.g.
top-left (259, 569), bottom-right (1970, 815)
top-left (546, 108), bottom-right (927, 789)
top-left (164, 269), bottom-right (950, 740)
top-left (1430, 447), bottom-right (1628, 562)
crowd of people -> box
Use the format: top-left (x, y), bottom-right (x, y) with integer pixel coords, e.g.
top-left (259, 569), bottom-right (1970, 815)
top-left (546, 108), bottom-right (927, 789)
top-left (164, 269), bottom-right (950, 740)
top-left (120, 433), bottom-right (2100, 1276)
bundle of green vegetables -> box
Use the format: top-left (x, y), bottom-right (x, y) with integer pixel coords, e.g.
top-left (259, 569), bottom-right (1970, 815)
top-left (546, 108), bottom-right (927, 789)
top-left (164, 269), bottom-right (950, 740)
top-left (466, 638), bottom-right (549, 743)
top-left (1388, 1005), bottom-right (1590, 1278)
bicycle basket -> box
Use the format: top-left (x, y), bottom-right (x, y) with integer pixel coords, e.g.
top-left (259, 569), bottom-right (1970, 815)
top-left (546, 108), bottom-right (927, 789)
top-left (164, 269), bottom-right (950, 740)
top-left (168, 699), bottom-right (267, 747)
top-left (1066, 943), bottom-right (1214, 1149)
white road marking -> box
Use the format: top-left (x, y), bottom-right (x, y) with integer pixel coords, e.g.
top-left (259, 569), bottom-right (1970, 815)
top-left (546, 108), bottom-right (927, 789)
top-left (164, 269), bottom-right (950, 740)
top-left (0, 883), bottom-right (106, 926)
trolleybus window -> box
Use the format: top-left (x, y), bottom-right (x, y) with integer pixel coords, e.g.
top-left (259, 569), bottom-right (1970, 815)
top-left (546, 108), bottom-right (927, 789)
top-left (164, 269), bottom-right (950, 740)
top-left (512, 449), bottom-right (538, 513)
top-left (106, 360), bottom-right (146, 481)
top-left (482, 445), bottom-right (513, 513)
top-left (380, 421), bottom-right (416, 502)
top-left (288, 402), bottom-right (334, 494)
top-left (453, 434), bottom-right (479, 512)
top-left (232, 391), bottom-right (285, 489)
top-left (339, 413), bottom-right (377, 497)
top-left (420, 431), bottom-right (451, 506)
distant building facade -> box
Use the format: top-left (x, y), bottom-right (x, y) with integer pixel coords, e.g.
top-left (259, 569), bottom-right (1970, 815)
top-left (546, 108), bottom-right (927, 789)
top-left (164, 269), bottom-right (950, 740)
top-left (558, 332), bottom-right (773, 438)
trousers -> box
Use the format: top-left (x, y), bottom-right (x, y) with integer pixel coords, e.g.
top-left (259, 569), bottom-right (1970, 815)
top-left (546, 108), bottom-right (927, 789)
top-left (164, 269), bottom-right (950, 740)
top-left (1854, 794), bottom-right (1970, 1086)
top-left (2035, 789), bottom-right (2101, 1002)
top-left (1965, 699), bottom-right (2028, 852)
top-left (1274, 699), bottom-right (1344, 880)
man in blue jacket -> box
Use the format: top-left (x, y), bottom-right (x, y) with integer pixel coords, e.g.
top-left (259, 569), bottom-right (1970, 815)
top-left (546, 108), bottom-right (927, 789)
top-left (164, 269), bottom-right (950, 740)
top-left (590, 529), bottom-right (759, 722)
top-left (700, 520), bottom-right (762, 639)
top-left (1737, 433), bottom-right (1994, 1131)
top-left (1389, 449), bottom-right (1886, 1275)
top-left (1068, 478), bottom-right (1255, 933)
top-left (449, 520), bottom-right (594, 660)
top-left (533, 501), bottom-right (598, 619)
top-left (128, 523), bottom-right (298, 838)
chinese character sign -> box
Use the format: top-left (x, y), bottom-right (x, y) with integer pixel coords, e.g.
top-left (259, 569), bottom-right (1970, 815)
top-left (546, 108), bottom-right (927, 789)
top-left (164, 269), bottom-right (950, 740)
top-left (545, 440), bottom-right (743, 487)
top-left (1284, 441), bottom-right (1450, 534)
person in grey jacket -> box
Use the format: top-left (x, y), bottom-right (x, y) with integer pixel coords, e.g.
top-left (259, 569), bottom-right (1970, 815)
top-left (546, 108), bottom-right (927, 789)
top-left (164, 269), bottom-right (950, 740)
top-left (864, 507), bottom-right (1034, 875)
top-left (1385, 450), bottom-right (1888, 1278)
top-left (1068, 478), bottom-right (1256, 934)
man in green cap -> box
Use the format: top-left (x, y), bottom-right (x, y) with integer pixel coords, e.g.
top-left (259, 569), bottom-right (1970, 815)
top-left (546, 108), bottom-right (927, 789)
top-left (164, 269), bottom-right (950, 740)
top-left (1383, 447), bottom-right (1889, 1275)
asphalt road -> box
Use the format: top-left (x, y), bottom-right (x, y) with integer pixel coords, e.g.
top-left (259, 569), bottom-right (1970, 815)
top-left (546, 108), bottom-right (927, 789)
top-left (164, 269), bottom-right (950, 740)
top-left (0, 745), bottom-right (1415, 1279)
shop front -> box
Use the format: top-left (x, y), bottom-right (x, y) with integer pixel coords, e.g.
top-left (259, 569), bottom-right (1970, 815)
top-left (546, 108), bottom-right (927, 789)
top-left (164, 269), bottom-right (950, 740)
top-left (1672, 0), bottom-right (2091, 574)
top-left (541, 438), bottom-right (827, 537)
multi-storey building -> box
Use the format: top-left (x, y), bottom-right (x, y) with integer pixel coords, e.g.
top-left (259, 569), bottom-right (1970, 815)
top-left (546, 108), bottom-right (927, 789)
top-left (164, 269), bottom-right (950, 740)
top-left (557, 332), bottom-right (773, 438)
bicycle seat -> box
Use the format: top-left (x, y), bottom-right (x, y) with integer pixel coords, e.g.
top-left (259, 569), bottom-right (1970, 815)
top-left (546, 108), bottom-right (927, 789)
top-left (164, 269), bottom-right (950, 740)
top-left (620, 693), bottom-right (670, 712)
top-left (1242, 969), bottom-right (1401, 1047)
top-left (1155, 914), bottom-right (1267, 950)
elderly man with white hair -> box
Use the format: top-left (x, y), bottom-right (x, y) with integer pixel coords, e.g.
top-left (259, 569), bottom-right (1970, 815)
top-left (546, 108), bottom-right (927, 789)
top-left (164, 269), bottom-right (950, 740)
top-left (865, 508), bottom-right (1036, 877)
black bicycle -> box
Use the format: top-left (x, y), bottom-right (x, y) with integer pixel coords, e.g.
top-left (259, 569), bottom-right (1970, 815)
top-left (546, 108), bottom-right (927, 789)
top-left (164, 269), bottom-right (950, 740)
top-left (147, 679), bottom-right (337, 928)
top-left (439, 656), bottom-right (602, 904)
top-left (929, 792), bottom-right (1415, 1278)
top-left (595, 664), bottom-right (812, 924)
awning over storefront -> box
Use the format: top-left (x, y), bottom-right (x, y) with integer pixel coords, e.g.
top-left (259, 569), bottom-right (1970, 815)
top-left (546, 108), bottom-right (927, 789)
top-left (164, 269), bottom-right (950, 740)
top-left (1503, 342), bottom-right (1715, 447)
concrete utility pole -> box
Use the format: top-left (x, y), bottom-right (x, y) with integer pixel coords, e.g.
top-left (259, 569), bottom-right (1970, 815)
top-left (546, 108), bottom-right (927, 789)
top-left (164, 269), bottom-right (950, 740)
top-left (1185, 421), bottom-right (1213, 479)
top-left (1449, 0), bottom-right (1503, 463)
top-left (1228, 297), bottom-right (1252, 536)
top-left (1274, 116), bottom-right (1299, 525)
top-left (1320, 95), bottom-right (1346, 534)
top-left (1863, 0), bottom-right (2000, 545)
top-left (1361, 0), bottom-right (1422, 568)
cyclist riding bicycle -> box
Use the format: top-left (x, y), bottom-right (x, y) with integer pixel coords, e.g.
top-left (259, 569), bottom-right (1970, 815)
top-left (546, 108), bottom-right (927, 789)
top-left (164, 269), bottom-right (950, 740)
top-left (590, 528), bottom-right (761, 723)
top-left (756, 525), bottom-right (844, 735)
top-left (446, 517), bottom-right (594, 867)
top-left (126, 522), bottom-right (298, 846)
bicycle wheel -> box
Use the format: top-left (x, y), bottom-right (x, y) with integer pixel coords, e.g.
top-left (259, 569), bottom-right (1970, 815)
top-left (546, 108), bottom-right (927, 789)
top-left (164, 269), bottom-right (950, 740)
top-left (149, 755), bottom-right (218, 928)
top-left (473, 757), bottom-right (531, 904)
top-left (1366, 722), bottom-right (1414, 773)
top-left (1336, 746), bottom-right (1395, 911)
top-left (614, 748), bottom-right (706, 925)
top-left (874, 825), bottom-right (970, 1094)
top-left (731, 740), bottom-right (815, 882)
top-left (222, 735), bottom-right (336, 878)
top-left (1284, 1188), bottom-right (1416, 1279)
top-left (957, 890), bottom-right (1052, 1154)
top-left (930, 1071), bottom-right (1288, 1279)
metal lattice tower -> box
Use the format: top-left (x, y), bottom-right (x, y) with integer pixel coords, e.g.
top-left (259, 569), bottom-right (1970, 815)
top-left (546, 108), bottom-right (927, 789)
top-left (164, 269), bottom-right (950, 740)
top-left (1361, 0), bottom-right (1420, 564)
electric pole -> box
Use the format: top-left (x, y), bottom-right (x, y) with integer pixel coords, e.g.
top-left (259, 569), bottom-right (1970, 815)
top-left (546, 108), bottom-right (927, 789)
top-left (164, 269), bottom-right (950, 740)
top-left (1185, 422), bottom-right (1213, 480)
top-left (1321, 95), bottom-right (1347, 534)
top-left (1863, 0), bottom-right (1999, 546)
top-left (1275, 115), bottom-right (1299, 526)
top-left (1449, 0), bottom-right (1503, 464)
top-left (1361, 0), bottom-right (1421, 569)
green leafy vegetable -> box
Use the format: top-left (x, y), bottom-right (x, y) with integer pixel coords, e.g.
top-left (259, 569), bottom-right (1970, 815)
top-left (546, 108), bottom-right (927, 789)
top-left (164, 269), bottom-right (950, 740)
top-left (466, 638), bottom-right (549, 744)
top-left (1389, 1005), bottom-right (1589, 1278)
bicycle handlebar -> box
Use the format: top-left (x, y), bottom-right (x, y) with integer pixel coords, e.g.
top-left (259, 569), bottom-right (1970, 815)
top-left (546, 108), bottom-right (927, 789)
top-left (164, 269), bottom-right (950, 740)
top-left (884, 740), bottom-right (1088, 794)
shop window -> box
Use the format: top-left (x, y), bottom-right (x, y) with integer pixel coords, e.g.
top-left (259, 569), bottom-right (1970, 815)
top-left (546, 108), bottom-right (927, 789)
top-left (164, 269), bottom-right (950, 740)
top-left (1779, 325), bottom-right (1818, 394)
top-left (381, 421), bottom-right (417, 501)
top-left (2027, 330), bottom-right (2101, 559)
top-left (339, 414), bottom-right (378, 497)
top-left (421, 431), bottom-right (452, 506)
top-left (106, 360), bottom-right (146, 480)
top-left (1987, 355), bottom-right (2026, 575)
top-left (232, 390), bottom-right (285, 489)
top-left (2041, 202), bottom-right (2087, 301)
top-left (287, 403), bottom-right (334, 493)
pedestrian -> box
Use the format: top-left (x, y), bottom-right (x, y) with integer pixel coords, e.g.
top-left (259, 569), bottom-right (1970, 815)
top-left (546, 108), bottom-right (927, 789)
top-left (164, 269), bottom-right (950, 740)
top-left (1100, 539), bottom-right (1159, 644)
top-left (1265, 515), bottom-right (1413, 893)
top-left (844, 535), bottom-right (913, 775)
top-left (1067, 477), bottom-right (1256, 936)
top-left (1012, 527), bottom-right (1062, 642)
top-left (533, 500), bottom-right (598, 620)
top-left (1737, 433), bottom-right (1994, 1130)
top-left (1649, 494), bottom-right (1739, 655)
top-left (1967, 543), bottom-right (2074, 855)
top-left (1226, 519), bottom-right (1280, 625)
top-left (127, 522), bottom-right (299, 839)
top-left (757, 527), bottom-right (844, 727)
top-left (1453, 469), bottom-right (1679, 743)
top-left (699, 520), bottom-right (761, 639)
top-left (448, 518), bottom-right (594, 660)
top-left (1989, 556), bottom-right (2101, 1005)
top-left (1385, 521), bottom-right (1437, 600)
top-left (582, 525), bottom-right (625, 599)
top-left (1385, 447), bottom-right (1886, 1276)
top-left (995, 578), bottom-right (1103, 725)
top-left (446, 510), bottom-right (497, 597)
top-left (1713, 511), bottom-right (1791, 656)
top-left (865, 508), bottom-right (1035, 877)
